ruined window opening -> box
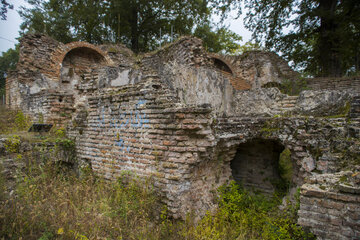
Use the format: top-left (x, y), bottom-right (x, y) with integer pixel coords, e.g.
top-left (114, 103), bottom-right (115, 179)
top-left (213, 58), bottom-right (233, 75)
top-left (230, 139), bottom-right (292, 194)
top-left (58, 96), bottom-right (63, 102)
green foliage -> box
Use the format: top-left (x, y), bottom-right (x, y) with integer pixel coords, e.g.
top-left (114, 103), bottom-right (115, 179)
top-left (0, 163), bottom-right (5, 201)
top-left (0, 0), bottom-right (13, 20)
top-left (280, 78), bottom-right (310, 96)
top-left (14, 111), bottom-right (31, 130)
top-left (19, 0), bottom-right (248, 54)
top-left (0, 47), bottom-right (19, 95)
top-left (279, 148), bottom-right (293, 191)
top-left (4, 135), bottom-right (21, 153)
top-left (20, 0), bottom-right (210, 52)
top-left (0, 107), bottom-right (31, 134)
top-left (199, 182), bottom-right (315, 240)
top-left (214, 0), bottom-right (360, 77)
top-left (194, 23), bottom-right (243, 54)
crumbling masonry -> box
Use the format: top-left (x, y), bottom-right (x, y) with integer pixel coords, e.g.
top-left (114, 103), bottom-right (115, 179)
top-left (6, 34), bottom-right (360, 239)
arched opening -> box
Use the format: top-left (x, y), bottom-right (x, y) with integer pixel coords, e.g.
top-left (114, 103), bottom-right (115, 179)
top-left (230, 139), bottom-right (292, 194)
top-left (62, 47), bottom-right (105, 69)
top-left (212, 58), bottom-right (233, 75)
top-left (60, 47), bottom-right (105, 86)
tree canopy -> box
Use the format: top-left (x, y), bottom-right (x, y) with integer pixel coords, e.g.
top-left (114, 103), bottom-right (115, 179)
top-left (19, 0), bottom-right (215, 53)
top-left (193, 23), bottom-right (243, 54)
top-left (1, 0), bottom-right (13, 20)
top-left (214, 0), bottom-right (360, 77)
top-left (0, 47), bottom-right (19, 96)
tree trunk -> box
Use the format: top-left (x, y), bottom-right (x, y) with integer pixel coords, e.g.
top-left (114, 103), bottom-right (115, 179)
top-left (130, 1), bottom-right (139, 53)
top-left (317, 0), bottom-right (342, 77)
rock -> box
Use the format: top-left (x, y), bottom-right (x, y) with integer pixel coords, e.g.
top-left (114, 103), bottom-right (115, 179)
top-left (232, 88), bottom-right (286, 116)
top-left (296, 90), bottom-right (353, 116)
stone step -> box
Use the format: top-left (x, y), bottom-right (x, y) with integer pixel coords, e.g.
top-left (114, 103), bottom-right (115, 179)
top-left (280, 104), bottom-right (296, 108)
top-left (285, 96), bottom-right (299, 100)
top-left (279, 99), bottom-right (297, 105)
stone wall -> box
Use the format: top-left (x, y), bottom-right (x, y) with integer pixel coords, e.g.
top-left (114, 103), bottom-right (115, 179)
top-left (214, 51), bottom-right (298, 89)
top-left (350, 96), bottom-right (360, 118)
top-left (306, 76), bottom-right (360, 94)
top-left (299, 172), bottom-right (360, 240)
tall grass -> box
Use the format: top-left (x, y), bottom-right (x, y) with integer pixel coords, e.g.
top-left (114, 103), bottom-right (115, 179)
top-left (0, 161), bottom-right (168, 240)
top-left (0, 161), bottom-right (315, 240)
top-left (0, 106), bottom-right (31, 134)
top-left (0, 131), bottom-right (315, 240)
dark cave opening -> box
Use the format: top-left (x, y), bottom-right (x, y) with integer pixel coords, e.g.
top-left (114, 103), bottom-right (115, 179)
top-left (230, 138), bottom-right (292, 194)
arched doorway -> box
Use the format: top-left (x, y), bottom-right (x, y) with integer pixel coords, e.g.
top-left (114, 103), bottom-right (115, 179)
top-left (230, 138), bottom-right (292, 194)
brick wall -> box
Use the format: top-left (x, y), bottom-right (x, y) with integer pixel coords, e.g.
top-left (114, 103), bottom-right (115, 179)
top-left (306, 76), bottom-right (360, 94)
top-left (71, 88), bottom-right (360, 222)
top-left (23, 91), bottom-right (74, 125)
top-left (299, 173), bottom-right (360, 240)
top-left (71, 82), bottom-right (216, 218)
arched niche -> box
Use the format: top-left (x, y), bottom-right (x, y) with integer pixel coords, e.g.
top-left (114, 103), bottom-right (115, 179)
top-left (212, 57), bottom-right (234, 75)
top-left (60, 47), bottom-right (106, 86)
top-left (62, 47), bottom-right (106, 69)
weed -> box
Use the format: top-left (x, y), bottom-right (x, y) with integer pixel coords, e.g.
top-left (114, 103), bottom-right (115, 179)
top-left (4, 135), bottom-right (21, 153)
top-left (0, 107), bottom-right (31, 134)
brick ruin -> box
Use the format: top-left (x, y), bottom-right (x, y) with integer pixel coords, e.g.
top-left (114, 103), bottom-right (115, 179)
top-left (5, 34), bottom-right (360, 239)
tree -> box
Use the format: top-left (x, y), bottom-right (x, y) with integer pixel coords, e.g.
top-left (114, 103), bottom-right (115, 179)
top-left (194, 23), bottom-right (243, 54)
top-left (19, 0), bottom-right (210, 52)
top-left (213, 0), bottom-right (360, 77)
top-left (0, 47), bottom-right (19, 96)
top-left (1, 0), bottom-right (13, 20)
top-left (105, 0), bottom-right (209, 52)
top-left (19, 0), bottom-right (106, 44)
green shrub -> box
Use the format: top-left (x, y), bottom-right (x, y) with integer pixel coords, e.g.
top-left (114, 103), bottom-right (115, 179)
top-left (280, 78), bottom-right (309, 96)
top-left (4, 135), bottom-right (21, 153)
top-left (0, 107), bottom-right (31, 134)
top-left (15, 110), bottom-right (31, 130)
top-left (187, 182), bottom-right (315, 240)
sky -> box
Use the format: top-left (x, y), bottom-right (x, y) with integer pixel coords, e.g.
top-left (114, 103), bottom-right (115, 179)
top-left (0, 0), bottom-right (252, 54)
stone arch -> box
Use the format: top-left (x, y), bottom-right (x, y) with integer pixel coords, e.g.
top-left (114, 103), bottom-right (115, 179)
top-left (209, 53), bottom-right (251, 90)
top-left (53, 42), bottom-right (112, 78)
top-left (209, 54), bottom-right (235, 76)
